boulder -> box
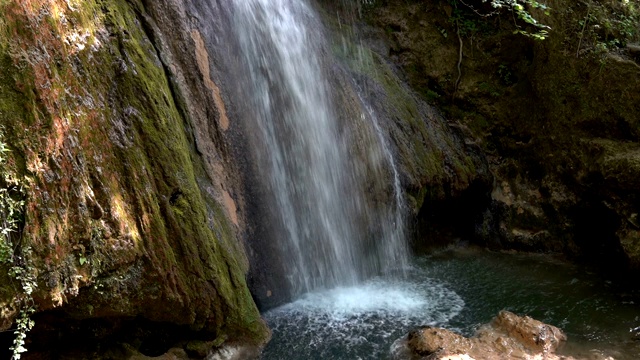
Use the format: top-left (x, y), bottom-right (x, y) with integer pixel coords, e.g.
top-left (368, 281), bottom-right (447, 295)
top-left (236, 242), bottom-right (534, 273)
top-left (627, 44), bottom-right (640, 55)
top-left (394, 311), bottom-right (581, 360)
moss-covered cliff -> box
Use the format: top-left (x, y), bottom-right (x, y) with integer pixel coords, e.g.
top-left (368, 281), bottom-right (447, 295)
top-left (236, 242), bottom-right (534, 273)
top-left (364, 0), bottom-right (640, 272)
top-left (2, 0), bottom-right (637, 355)
top-left (318, 0), bottom-right (492, 221)
top-left (0, 0), bottom-right (268, 357)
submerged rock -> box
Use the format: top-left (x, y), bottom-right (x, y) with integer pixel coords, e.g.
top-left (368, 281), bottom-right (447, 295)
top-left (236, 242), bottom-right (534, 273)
top-left (128, 348), bottom-right (189, 360)
top-left (392, 311), bottom-right (603, 360)
top-left (122, 343), bottom-right (261, 360)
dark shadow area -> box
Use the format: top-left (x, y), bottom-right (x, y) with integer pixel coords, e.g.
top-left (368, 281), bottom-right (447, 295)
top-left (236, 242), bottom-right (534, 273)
top-left (569, 201), bottom-right (632, 278)
top-left (9, 312), bottom-right (217, 359)
top-left (412, 179), bottom-right (492, 253)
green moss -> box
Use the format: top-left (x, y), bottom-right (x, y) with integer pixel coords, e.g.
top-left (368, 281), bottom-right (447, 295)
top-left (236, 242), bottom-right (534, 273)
top-left (0, 55), bottom-right (29, 151)
top-left (408, 186), bottom-right (429, 211)
top-left (0, 0), bottom-right (268, 345)
top-left (97, 0), bottom-right (267, 342)
top-left (330, 25), bottom-right (483, 208)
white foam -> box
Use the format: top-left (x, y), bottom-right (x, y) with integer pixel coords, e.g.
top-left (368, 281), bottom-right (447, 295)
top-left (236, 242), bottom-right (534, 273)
top-left (278, 277), bottom-right (454, 317)
top-left (263, 274), bottom-right (464, 359)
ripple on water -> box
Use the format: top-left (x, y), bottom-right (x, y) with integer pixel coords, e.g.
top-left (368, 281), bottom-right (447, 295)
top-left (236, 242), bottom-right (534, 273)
top-left (262, 271), bottom-right (464, 360)
top-left (262, 250), bottom-right (640, 360)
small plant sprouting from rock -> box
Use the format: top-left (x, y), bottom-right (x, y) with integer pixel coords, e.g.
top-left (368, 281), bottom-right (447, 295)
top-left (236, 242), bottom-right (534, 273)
top-left (455, 0), bottom-right (551, 40)
top-left (575, 1), bottom-right (640, 57)
top-left (7, 268), bottom-right (35, 360)
top-left (0, 127), bottom-right (35, 360)
top-left (497, 64), bottom-right (516, 85)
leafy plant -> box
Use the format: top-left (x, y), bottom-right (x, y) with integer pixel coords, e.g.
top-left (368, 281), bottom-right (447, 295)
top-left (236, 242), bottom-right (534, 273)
top-left (0, 127), bottom-right (35, 360)
top-left (574, 1), bottom-right (640, 57)
top-left (9, 304), bottom-right (35, 359)
top-left (456, 0), bottom-right (551, 40)
top-left (497, 64), bottom-right (515, 85)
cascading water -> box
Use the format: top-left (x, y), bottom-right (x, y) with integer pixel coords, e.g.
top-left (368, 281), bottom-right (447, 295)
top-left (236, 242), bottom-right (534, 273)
top-left (232, 0), bottom-right (409, 295)
top-left (160, 2), bottom-right (638, 358)
top-left (227, 1), bottom-right (466, 358)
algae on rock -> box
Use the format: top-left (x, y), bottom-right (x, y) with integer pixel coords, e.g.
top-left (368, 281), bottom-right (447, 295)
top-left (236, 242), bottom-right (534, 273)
top-left (0, 0), bottom-right (268, 355)
top-left (365, 0), bottom-right (640, 269)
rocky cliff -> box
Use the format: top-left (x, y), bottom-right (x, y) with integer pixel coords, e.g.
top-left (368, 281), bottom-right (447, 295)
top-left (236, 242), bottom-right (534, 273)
top-left (0, 0), bottom-right (268, 357)
top-left (0, 0), bottom-right (488, 354)
top-left (1, 0), bottom-right (638, 357)
top-left (362, 0), bottom-right (640, 274)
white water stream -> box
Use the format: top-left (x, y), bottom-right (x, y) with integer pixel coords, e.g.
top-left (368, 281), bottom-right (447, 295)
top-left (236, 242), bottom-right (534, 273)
top-left (225, 2), bottom-right (639, 360)
top-left (233, 0), bottom-right (409, 295)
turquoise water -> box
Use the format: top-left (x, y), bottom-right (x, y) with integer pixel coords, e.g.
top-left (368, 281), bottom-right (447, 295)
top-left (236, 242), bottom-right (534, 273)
top-left (261, 247), bottom-right (640, 359)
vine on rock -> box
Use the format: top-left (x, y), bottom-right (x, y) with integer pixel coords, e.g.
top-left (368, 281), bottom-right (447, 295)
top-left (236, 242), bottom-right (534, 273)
top-left (459, 0), bottom-right (551, 40)
top-left (0, 127), bottom-right (35, 360)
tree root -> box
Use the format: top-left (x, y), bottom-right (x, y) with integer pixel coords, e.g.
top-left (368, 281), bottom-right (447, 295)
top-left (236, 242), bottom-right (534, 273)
top-left (452, 20), bottom-right (463, 102)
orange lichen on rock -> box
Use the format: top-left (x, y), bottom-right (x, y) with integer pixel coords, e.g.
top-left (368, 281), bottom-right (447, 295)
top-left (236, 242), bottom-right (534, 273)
top-left (190, 29), bottom-right (230, 131)
top-left (394, 311), bottom-right (606, 360)
top-left (0, 0), bottom-right (268, 348)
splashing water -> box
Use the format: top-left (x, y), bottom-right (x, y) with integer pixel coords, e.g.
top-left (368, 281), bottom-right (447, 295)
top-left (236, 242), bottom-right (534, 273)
top-left (262, 266), bottom-right (465, 359)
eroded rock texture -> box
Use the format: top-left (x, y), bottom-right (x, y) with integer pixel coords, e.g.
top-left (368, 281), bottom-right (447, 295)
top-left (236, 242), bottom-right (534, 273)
top-left (363, 0), bottom-right (640, 273)
top-left (0, 0), bottom-right (268, 356)
top-left (393, 311), bottom-right (588, 360)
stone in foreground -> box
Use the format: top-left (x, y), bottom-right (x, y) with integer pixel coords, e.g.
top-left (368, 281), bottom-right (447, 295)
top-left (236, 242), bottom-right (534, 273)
top-left (392, 310), bottom-right (592, 360)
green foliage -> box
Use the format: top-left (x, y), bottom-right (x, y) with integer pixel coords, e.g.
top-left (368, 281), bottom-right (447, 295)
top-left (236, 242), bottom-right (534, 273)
top-left (0, 128), bottom-right (34, 360)
top-left (575, 1), bottom-right (640, 56)
top-left (425, 89), bottom-right (442, 101)
top-left (450, 6), bottom-right (481, 37)
top-left (502, 0), bottom-right (551, 39)
top-left (9, 305), bottom-right (35, 359)
top-left (8, 255), bottom-right (36, 360)
top-left (0, 128), bottom-right (23, 265)
top-left (497, 64), bottom-right (515, 85)
top-left (453, 0), bottom-right (551, 40)
top-left (479, 81), bottom-right (503, 97)
top-left (361, 0), bottom-right (551, 40)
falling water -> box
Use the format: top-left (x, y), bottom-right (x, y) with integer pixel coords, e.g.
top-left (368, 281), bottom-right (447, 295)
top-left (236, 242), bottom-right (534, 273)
top-left (232, 0), bottom-right (409, 296)
top-left (359, 98), bottom-right (409, 271)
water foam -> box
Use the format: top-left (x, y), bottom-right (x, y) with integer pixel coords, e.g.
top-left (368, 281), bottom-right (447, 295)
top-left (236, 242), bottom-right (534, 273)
top-left (262, 270), bottom-right (464, 359)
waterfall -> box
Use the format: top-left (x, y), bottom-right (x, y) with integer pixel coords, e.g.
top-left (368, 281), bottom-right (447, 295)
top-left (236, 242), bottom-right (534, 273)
top-left (359, 97), bottom-right (409, 273)
top-left (232, 0), bottom-right (409, 296)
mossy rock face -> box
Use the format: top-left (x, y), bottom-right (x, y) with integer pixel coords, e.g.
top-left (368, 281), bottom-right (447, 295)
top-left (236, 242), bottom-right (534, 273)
top-left (317, 2), bottom-right (492, 215)
top-left (587, 139), bottom-right (640, 191)
top-left (0, 0), bottom-right (268, 353)
top-left (364, 0), bottom-right (640, 269)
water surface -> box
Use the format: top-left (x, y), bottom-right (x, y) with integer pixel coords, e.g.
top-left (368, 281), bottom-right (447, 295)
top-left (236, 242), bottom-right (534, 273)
top-left (262, 247), bottom-right (640, 359)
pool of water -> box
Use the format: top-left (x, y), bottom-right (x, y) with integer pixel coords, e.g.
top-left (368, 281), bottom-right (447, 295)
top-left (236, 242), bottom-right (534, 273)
top-left (261, 247), bottom-right (640, 359)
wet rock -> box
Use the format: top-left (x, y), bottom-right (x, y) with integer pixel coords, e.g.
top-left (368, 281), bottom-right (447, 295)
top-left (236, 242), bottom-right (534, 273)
top-left (394, 311), bottom-right (575, 360)
top-left (365, 0), bottom-right (640, 277)
top-left (476, 173), bottom-right (573, 253)
top-left (627, 44), bottom-right (640, 60)
top-left (181, 341), bottom-right (261, 359)
top-left (128, 348), bottom-right (190, 360)
top-left (117, 342), bottom-right (261, 360)
top-left (630, 325), bottom-right (640, 341)
top-left (486, 310), bottom-right (567, 353)
top-left (0, 0), bottom-right (268, 354)
top-left (406, 327), bottom-right (472, 357)
top-left (206, 344), bottom-right (262, 360)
